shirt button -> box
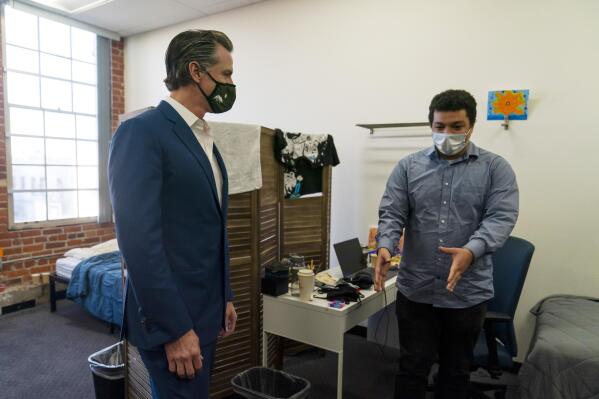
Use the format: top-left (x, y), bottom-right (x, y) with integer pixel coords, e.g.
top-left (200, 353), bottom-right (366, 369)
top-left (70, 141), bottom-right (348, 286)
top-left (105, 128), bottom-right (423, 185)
top-left (441, 220), bottom-right (445, 224)
top-left (439, 239), bottom-right (444, 243)
top-left (444, 182), bottom-right (449, 186)
top-left (443, 201), bottom-right (447, 205)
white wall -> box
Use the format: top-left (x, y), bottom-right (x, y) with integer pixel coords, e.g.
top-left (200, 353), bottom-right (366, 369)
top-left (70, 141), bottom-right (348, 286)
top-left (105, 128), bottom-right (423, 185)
top-left (125, 0), bottom-right (599, 360)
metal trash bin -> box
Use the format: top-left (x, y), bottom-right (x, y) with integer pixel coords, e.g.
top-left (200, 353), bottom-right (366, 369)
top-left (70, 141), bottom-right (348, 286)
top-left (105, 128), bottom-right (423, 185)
top-left (88, 341), bottom-right (125, 399)
top-left (231, 367), bottom-right (311, 399)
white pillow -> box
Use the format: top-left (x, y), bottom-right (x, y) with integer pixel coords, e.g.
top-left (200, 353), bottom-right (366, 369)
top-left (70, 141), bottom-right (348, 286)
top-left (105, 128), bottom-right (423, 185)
top-left (91, 238), bottom-right (119, 254)
top-left (64, 239), bottom-right (119, 260)
top-left (64, 247), bottom-right (96, 260)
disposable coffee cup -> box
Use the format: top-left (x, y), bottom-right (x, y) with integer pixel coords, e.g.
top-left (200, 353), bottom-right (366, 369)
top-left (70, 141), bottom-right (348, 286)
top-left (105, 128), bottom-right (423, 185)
top-left (298, 268), bottom-right (315, 301)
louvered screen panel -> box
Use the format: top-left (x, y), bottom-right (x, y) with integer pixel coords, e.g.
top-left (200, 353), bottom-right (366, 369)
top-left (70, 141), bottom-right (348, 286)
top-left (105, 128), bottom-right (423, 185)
top-left (125, 343), bottom-right (151, 399)
top-left (279, 165), bottom-right (332, 355)
top-left (258, 129), bottom-right (283, 369)
top-left (281, 166), bottom-right (332, 272)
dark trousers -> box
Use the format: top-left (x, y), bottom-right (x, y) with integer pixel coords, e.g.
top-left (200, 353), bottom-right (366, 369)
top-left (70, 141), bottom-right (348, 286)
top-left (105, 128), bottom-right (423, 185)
top-left (138, 341), bottom-right (216, 399)
top-left (394, 290), bottom-right (487, 399)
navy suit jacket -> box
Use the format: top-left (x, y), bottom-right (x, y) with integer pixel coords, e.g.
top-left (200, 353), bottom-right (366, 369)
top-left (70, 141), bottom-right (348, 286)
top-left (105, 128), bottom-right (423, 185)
top-left (108, 101), bottom-right (233, 350)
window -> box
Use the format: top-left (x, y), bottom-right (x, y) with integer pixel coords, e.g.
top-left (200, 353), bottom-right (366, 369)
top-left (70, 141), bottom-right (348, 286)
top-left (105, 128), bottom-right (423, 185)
top-left (3, 5), bottom-right (100, 225)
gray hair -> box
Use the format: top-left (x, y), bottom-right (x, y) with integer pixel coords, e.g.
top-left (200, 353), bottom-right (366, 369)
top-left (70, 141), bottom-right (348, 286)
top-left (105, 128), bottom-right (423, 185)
top-left (164, 30), bottom-right (233, 91)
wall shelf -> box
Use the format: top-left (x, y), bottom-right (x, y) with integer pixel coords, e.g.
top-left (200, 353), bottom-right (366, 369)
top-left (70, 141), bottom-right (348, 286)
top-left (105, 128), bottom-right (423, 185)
top-left (356, 122), bottom-right (430, 138)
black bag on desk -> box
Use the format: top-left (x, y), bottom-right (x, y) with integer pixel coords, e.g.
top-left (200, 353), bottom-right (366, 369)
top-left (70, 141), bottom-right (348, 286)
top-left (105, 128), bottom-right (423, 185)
top-left (319, 283), bottom-right (363, 304)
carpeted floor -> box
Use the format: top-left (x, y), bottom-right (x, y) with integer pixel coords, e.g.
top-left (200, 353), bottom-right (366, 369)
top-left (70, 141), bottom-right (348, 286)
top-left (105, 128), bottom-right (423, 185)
top-left (283, 335), bottom-right (400, 399)
top-left (1, 300), bottom-right (519, 399)
top-left (0, 300), bottom-right (118, 399)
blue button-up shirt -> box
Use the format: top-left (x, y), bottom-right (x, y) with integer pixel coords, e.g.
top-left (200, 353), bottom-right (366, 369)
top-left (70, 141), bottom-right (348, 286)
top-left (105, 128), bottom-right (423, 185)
top-left (377, 142), bottom-right (519, 308)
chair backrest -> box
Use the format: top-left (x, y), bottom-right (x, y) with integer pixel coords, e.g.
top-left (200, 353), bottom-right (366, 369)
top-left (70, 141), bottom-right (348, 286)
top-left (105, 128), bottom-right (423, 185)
top-left (489, 236), bottom-right (535, 356)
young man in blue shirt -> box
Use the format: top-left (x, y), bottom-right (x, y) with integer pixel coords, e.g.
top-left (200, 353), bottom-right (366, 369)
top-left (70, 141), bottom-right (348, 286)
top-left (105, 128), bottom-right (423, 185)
top-left (375, 90), bottom-right (519, 398)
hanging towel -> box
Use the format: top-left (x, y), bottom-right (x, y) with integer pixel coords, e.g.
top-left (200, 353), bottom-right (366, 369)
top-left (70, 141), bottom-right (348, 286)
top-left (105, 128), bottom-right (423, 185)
top-left (274, 129), bottom-right (340, 199)
top-left (210, 121), bottom-right (262, 195)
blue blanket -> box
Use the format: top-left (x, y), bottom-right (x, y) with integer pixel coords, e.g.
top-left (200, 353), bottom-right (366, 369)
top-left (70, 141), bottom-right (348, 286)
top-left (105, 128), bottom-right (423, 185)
top-left (66, 251), bottom-right (123, 326)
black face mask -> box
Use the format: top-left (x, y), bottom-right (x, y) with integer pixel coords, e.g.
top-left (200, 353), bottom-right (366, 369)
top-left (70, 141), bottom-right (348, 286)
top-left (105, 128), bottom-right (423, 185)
top-left (195, 72), bottom-right (236, 114)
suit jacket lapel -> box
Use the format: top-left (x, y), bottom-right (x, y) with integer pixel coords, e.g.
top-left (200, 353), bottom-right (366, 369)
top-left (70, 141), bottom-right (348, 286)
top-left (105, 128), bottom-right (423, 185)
top-left (158, 101), bottom-right (222, 217)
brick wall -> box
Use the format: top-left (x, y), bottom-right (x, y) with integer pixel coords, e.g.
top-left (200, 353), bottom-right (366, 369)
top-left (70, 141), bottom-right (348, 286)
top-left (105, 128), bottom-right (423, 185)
top-left (0, 25), bottom-right (125, 287)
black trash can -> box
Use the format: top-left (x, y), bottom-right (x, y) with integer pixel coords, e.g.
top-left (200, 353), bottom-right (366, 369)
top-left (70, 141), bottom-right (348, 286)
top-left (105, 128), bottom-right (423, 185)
top-left (231, 367), bottom-right (311, 399)
top-left (88, 341), bottom-right (125, 399)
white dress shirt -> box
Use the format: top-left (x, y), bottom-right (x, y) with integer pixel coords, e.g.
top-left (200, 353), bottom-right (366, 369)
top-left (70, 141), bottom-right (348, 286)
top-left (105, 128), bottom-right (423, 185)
top-left (164, 96), bottom-right (223, 205)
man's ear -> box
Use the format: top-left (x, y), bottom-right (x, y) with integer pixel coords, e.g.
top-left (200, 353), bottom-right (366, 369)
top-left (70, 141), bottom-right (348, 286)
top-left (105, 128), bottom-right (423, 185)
top-left (188, 61), bottom-right (203, 83)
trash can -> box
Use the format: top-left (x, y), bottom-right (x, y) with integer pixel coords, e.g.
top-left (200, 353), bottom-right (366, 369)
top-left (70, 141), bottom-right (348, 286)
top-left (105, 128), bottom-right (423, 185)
top-left (88, 341), bottom-right (125, 399)
top-left (231, 367), bottom-right (311, 399)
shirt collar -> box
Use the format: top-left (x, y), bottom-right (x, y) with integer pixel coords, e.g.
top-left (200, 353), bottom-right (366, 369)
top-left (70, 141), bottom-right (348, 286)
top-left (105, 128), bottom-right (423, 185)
top-left (427, 141), bottom-right (480, 161)
top-left (164, 96), bottom-right (200, 128)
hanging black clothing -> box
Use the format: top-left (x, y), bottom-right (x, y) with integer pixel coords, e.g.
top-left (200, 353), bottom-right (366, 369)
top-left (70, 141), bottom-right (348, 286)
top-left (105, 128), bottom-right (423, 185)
top-left (274, 129), bottom-right (340, 199)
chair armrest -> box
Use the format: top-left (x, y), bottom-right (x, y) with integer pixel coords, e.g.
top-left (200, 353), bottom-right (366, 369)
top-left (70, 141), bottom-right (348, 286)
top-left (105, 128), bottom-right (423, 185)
top-left (485, 311), bottom-right (512, 323)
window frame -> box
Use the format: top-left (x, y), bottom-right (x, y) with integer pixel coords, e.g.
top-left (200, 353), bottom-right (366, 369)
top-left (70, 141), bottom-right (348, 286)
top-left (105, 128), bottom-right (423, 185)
top-left (1, 4), bottom-right (107, 229)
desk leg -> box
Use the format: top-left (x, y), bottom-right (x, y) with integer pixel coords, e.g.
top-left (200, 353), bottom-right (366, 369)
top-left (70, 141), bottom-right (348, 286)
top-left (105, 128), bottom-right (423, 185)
top-left (337, 348), bottom-right (344, 399)
top-left (262, 331), bottom-right (268, 367)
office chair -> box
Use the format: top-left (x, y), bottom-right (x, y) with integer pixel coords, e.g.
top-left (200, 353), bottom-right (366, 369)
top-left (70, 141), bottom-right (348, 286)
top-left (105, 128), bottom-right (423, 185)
top-left (469, 236), bottom-right (535, 399)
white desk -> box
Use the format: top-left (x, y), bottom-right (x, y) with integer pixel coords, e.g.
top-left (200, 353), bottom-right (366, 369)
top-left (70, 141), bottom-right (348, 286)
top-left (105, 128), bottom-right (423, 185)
top-left (262, 276), bottom-right (397, 399)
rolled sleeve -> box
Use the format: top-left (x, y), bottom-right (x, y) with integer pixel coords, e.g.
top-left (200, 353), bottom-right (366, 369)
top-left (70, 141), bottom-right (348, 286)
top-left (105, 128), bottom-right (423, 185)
top-left (467, 156), bottom-right (519, 255)
top-left (463, 238), bottom-right (486, 260)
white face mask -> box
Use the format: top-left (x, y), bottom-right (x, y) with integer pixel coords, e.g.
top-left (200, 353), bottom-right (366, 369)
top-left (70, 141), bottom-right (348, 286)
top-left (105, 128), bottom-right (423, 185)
top-left (432, 132), bottom-right (468, 156)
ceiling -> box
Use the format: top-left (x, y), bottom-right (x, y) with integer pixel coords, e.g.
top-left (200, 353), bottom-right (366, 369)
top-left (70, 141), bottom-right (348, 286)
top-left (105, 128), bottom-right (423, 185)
top-left (20, 0), bottom-right (265, 37)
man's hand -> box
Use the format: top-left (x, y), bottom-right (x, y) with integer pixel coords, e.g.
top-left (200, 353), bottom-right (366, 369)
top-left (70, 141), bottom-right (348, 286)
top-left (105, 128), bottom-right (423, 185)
top-left (374, 247), bottom-right (392, 292)
top-left (219, 302), bottom-right (237, 338)
top-left (164, 329), bottom-right (202, 379)
top-left (439, 247), bottom-right (474, 292)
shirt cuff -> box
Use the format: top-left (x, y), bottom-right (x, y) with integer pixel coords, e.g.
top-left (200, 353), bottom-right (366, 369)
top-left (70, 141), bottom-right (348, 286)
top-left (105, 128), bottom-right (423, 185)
top-left (377, 237), bottom-right (396, 255)
top-left (463, 239), bottom-right (486, 260)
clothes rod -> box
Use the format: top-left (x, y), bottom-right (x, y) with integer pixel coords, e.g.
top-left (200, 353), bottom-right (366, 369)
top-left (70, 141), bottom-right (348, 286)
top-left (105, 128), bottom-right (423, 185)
top-left (356, 122), bottom-right (430, 135)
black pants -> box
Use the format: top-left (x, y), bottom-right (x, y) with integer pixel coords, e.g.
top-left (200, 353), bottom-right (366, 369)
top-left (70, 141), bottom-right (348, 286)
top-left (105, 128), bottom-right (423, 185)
top-left (394, 290), bottom-right (487, 399)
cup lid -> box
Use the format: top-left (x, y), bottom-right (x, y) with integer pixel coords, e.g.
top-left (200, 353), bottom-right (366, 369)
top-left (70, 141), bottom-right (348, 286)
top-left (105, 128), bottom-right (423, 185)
top-left (297, 269), bottom-right (314, 276)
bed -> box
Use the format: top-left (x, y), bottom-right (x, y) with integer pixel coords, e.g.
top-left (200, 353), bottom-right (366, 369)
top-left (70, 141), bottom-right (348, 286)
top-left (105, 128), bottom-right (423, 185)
top-left (49, 239), bottom-right (124, 330)
top-left (519, 295), bottom-right (599, 399)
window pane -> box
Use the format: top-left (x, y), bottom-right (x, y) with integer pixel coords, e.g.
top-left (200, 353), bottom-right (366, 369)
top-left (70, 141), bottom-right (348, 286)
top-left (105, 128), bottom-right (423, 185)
top-left (13, 192), bottom-right (46, 223)
top-left (48, 191), bottom-right (77, 220)
top-left (78, 190), bottom-right (98, 218)
top-left (39, 18), bottom-right (70, 58)
top-left (71, 27), bottom-right (96, 63)
top-left (12, 166), bottom-right (45, 190)
top-left (10, 136), bottom-right (44, 164)
top-left (73, 84), bottom-right (97, 114)
top-left (77, 141), bottom-right (98, 166)
top-left (7, 72), bottom-right (40, 107)
top-left (40, 53), bottom-right (71, 80)
top-left (47, 166), bottom-right (77, 189)
top-left (45, 111), bottom-right (76, 138)
top-left (77, 166), bottom-right (98, 189)
top-left (6, 45), bottom-right (39, 74)
top-left (76, 115), bottom-right (97, 140)
top-left (46, 139), bottom-right (76, 165)
top-left (9, 107), bottom-right (44, 136)
top-left (72, 61), bottom-right (96, 84)
top-left (4, 7), bottom-right (38, 50)
top-left (41, 78), bottom-right (72, 111)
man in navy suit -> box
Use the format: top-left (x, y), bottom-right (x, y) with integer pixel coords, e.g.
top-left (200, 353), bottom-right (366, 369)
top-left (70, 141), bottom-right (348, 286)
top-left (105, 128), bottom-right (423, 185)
top-left (108, 30), bottom-right (238, 398)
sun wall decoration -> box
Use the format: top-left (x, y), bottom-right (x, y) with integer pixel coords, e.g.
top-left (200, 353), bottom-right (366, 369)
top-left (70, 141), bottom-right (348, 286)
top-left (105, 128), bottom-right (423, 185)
top-left (487, 89), bottom-right (529, 129)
